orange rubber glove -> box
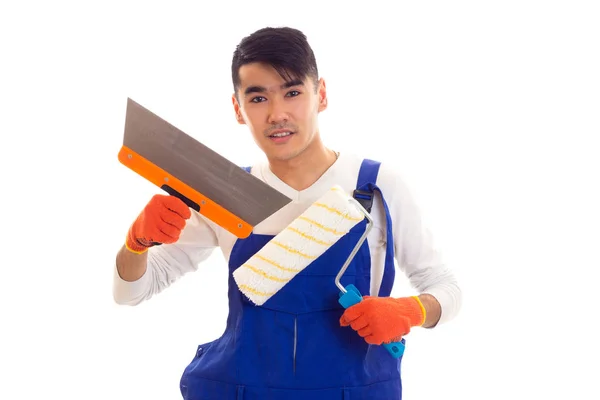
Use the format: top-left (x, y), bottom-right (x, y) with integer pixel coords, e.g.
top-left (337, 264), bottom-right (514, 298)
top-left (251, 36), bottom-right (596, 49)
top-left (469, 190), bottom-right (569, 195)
top-left (339, 295), bottom-right (426, 345)
top-left (125, 194), bottom-right (192, 254)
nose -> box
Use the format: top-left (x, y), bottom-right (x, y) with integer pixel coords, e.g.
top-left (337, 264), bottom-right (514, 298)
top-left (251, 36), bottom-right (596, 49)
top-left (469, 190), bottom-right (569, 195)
top-left (267, 97), bottom-right (288, 125)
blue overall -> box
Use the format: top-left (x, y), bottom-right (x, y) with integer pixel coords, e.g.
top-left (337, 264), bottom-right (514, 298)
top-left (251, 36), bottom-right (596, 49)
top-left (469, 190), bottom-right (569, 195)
top-left (179, 159), bottom-right (403, 399)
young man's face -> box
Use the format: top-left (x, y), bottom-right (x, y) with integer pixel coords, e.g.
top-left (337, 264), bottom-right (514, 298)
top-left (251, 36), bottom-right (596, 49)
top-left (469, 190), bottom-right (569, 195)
top-left (232, 62), bottom-right (327, 162)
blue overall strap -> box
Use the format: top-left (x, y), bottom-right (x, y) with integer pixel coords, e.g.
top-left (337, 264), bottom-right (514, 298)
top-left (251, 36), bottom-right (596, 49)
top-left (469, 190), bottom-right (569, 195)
top-left (353, 159), bottom-right (396, 297)
top-left (242, 166), bottom-right (251, 172)
top-left (353, 159), bottom-right (380, 212)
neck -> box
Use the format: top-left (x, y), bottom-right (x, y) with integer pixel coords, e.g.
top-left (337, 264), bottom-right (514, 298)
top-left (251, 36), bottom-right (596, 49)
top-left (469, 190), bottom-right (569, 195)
top-left (268, 137), bottom-right (338, 191)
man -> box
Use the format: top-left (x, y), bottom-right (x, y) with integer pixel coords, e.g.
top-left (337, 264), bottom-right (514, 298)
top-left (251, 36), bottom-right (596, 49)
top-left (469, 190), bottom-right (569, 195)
top-left (114, 26), bottom-right (462, 399)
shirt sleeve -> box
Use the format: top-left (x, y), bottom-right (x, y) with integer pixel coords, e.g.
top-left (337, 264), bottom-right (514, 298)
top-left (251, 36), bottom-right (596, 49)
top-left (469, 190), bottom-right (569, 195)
top-left (386, 168), bottom-right (463, 325)
top-left (112, 210), bottom-right (219, 305)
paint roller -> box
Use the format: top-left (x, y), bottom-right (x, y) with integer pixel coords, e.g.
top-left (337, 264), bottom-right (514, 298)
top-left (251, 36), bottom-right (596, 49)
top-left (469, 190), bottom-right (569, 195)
top-left (232, 184), bottom-right (405, 358)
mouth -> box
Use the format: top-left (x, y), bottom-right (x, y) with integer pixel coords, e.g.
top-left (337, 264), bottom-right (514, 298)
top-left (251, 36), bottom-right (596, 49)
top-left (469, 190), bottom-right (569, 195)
top-left (268, 130), bottom-right (294, 138)
top-left (267, 130), bottom-right (295, 143)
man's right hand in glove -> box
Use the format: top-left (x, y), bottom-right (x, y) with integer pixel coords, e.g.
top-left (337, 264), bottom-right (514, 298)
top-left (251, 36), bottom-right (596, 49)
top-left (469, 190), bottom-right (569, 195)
top-left (125, 194), bottom-right (192, 254)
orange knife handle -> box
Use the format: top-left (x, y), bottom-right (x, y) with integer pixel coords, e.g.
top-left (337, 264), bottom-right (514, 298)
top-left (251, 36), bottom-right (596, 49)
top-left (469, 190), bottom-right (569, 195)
top-left (118, 145), bottom-right (253, 239)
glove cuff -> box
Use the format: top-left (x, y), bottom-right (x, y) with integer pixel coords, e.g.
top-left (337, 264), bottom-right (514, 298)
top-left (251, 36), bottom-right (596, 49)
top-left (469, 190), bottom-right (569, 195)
top-left (125, 227), bottom-right (151, 254)
top-left (410, 296), bottom-right (427, 326)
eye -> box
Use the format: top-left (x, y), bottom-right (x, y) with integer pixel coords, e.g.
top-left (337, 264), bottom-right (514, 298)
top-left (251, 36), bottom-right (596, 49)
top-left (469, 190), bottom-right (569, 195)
top-left (286, 90), bottom-right (300, 97)
top-left (250, 96), bottom-right (266, 103)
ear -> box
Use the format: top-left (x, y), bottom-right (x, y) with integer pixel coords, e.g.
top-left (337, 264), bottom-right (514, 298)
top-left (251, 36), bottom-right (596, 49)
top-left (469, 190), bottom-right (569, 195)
top-left (317, 78), bottom-right (328, 112)
top-left (232, 93), bottom-right (246, 125)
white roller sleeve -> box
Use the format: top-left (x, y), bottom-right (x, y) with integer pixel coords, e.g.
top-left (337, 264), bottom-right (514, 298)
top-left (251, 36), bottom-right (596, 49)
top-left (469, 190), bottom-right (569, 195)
top-left (232, 185), bottom-right (366, 305)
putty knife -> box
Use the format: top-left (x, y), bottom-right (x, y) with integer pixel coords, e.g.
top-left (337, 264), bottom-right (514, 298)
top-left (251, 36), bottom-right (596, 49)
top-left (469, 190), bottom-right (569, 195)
top-left (118, 98), bottom-right (292, 238)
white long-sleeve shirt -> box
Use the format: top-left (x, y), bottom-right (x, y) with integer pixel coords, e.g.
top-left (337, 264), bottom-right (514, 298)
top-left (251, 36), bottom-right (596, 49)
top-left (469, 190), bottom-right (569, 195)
top-left (113, 152), bottom-right (462, 325)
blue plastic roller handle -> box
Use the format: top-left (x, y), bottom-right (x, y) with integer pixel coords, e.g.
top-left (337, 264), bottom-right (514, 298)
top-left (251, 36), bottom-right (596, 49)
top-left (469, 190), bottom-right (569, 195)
top-left (338, 284), bottom-right (405, 358)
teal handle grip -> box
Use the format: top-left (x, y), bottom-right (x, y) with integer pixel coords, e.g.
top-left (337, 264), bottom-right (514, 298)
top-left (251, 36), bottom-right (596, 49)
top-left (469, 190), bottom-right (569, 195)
top-left (338, 284), bottom-right (405, 358)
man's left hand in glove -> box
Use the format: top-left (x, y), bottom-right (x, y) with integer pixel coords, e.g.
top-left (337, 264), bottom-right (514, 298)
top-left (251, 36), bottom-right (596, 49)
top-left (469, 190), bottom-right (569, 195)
top-left (339, 296), bottom-right (427, 345)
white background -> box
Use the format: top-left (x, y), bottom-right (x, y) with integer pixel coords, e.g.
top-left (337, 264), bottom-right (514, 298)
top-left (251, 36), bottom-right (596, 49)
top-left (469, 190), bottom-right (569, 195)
top-left (1, 1), bottom-right (599, 399)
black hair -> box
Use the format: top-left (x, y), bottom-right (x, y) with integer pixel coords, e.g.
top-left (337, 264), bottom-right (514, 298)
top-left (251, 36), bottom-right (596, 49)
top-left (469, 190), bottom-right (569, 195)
top-left (231, 27), bottom-right (319, 94)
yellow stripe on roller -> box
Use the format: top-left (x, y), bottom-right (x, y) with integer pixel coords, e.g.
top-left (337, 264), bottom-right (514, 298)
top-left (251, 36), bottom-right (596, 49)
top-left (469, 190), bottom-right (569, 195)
top-left (313, 202), bottom-right (363, 221)
top-left (297, 216), bottom-right (347, 235)
top-left (271, 241), bottom-right (317, 259)
top-left (243, 264), bottom-right (290, 282)
top-left (255, 254), bottom-right (303, 273)
top-left (238, 284), bottom-right (275, 297)
top-left (286, 226), bottom-right (335, 246)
